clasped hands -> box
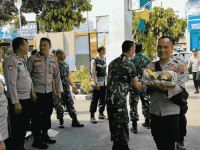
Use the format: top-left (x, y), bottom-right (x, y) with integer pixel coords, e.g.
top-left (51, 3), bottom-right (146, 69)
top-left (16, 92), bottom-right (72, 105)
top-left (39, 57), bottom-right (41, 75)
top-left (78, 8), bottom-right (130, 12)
top-left (148, 81), bottom-right (175, 91)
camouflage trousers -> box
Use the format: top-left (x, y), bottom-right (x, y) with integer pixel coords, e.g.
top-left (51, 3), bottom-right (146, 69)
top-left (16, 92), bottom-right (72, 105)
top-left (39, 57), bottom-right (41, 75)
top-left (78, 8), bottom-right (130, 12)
top-left (60, 91), bottom-right (77, 120)
top-left (129, 88), bottom-right (150, 121)
top-left (53, 97), bottom-right (64, 119)
top-left (107, 106), bottom-right (129, 145)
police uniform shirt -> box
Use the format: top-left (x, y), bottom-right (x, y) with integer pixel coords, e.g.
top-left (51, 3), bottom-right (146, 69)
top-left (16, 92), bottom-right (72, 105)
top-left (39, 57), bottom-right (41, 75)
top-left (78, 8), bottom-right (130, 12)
top-left (91, 54), bottom-right (107, 86)
top-left (0, 79), bottom-right (8, 141)
top-left (188, 54), bottom-right (200, 72)
top-left (27, 53), bottom-right (63, 93)
top-left (146, 59), bottom-right (188, 116)
top-left (3, 53), bottom-right (33, 104)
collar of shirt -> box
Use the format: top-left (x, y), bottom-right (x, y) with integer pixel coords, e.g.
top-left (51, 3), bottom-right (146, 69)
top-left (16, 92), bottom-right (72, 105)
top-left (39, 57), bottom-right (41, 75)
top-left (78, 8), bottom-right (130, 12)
top-left (159, 58), bottom-right (173, 70)
top-left (97, 54), bottom-right (105, 60)
top-left (37, 52), bottom-right (51, 59)
top-left (120, 53), bottom-right (129, 62)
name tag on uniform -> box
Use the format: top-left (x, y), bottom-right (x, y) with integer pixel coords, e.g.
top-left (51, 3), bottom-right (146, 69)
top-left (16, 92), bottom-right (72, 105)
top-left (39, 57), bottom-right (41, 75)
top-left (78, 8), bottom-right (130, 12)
top-left (34, 60), bottom-right (41, 62)
top-left (34, 58), bottom-right (40, 61)
top-left (168, 66), bottom-right (176, 70)
top-left (18, 63), bottom-right (22, 65)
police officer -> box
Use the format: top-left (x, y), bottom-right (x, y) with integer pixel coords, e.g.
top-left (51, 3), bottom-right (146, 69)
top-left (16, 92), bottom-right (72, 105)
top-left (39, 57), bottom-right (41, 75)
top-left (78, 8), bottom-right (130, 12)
top-left (129, 42), bottom-right (151, 133)
top-left (3, 37), bottom-right (37, 150)
top-left (89, 46), bottom-right (107, 124)
top-left (106, 40), bottom-right (143, 150)
top-left (146, 36), bottom-right (188, 150)
top-left (27, 38), bottom-right (63, 149)
top-left (55, 49), bottom-right (84, 128)
top-left (188, 48), bottom-right (200, 94)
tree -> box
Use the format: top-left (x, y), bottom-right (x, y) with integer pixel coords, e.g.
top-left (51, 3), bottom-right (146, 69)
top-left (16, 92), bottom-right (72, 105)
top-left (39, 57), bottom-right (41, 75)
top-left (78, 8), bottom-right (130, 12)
top-left (132, 7), bottom-right (187, 60)
top-left (37, 0), bottom-right (92, 32)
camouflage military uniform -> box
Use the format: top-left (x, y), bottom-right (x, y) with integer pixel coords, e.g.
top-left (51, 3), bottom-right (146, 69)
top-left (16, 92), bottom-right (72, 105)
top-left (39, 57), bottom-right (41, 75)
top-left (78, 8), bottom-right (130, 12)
top-left (106, 54), bottom-right (137, 146)
top-left (58, 62), bottom-right (77, 120)
top-left (129, 53), bottom-right (151, 121)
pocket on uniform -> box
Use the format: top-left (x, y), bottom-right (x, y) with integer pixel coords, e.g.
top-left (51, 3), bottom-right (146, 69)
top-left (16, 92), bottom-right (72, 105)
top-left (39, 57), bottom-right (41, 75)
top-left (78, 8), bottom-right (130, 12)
top-left (33, 62), bottom-right (43, 72)
top-left (18, 66), bottom-right (27, 78)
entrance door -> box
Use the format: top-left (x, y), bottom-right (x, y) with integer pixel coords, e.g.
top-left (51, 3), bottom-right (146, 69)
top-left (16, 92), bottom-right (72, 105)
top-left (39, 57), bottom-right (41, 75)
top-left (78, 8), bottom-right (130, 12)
top-left (190, 31), bottom-right (200, 51)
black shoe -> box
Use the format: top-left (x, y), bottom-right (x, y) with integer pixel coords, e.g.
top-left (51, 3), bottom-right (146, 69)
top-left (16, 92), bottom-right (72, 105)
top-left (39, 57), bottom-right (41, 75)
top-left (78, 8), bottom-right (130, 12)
top-left (194, 90), bottom-right (199, 94)
top-left (64, 108), bottom-right (68, 112)
top-left (130, 120), bottom-right (138, 133)
top-left (90, 117), bottom-right (97, 124)
top-left (72, 119), bottom-right (84, 127)
top-left (142, 122), bottom-right (151, 129)
top-left (176, 142), bottom-right (186, 150)
top-left (32, 137), bottom-right (49, 149)
top-left (59, 124), bottom-right (64, 128)
top-left (41, 134), bottom-right (56, 144)
top-left (98, 113), bottom-right (108, 119)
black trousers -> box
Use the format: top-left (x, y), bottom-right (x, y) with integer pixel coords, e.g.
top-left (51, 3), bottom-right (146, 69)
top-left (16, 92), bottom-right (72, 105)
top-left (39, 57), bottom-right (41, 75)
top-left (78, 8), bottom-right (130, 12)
top-left (89, 85), bottom-right (106, 114)
top-left (8, 98), bottom-right (32, 147)
top-left (192, 72), bottom-right (200, 90)
top-left (150, 114), bottom-right (179, 150)
top-left (178, 110), bottom-right (187, 142)
top-left (31, 92), bottom-right (53, 136)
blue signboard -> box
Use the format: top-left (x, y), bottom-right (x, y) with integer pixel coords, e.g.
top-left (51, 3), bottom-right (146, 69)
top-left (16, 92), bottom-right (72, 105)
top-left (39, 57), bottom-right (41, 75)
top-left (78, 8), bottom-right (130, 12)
top-left (0, 22), bottom-right (37, 39)
top-left (188, 15), bottom-right (200, 31)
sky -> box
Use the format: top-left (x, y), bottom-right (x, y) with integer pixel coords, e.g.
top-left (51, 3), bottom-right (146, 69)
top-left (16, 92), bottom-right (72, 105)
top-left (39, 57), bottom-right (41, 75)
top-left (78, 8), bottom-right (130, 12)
top-left (23, 0), bottom-right (188, 21)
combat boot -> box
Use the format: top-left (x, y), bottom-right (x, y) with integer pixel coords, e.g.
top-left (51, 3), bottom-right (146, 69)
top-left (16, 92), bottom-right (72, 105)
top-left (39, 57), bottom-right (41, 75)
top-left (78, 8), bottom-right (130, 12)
top-left (176, 142), bottom-right (186, 150)
top-left (194, 89), bottom-right (199, 94)
top-left (72, 118), bottom-right (84, 127)
top-left (142, 117), bottom-right (151, 129)
top-left (130, 120), bottom-right (138, 133)
top-left (32, 136), bottom-right (49, 149)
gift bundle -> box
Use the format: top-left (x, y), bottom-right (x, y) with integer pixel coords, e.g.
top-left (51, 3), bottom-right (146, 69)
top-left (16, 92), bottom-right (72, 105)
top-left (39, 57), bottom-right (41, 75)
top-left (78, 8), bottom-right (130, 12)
top-left (143, 69), bottom-right (177, 87)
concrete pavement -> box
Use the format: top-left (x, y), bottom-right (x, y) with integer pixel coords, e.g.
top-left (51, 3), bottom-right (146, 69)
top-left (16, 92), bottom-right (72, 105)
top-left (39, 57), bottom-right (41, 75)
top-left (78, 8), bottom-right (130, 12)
top-left (25, 80), bottom-right (200, 150)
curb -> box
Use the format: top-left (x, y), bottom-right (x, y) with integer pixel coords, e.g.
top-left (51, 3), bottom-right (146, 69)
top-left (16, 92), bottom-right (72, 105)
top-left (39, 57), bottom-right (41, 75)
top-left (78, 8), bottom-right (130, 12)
top-left (73, 94), bottom-right (92, 100)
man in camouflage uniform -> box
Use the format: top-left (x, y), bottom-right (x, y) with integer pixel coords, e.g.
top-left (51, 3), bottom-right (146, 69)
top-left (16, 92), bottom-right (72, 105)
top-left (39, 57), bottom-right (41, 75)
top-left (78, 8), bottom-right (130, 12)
top-left (56, 49), bottom-right (84, 128)
top-left (129, 42), bottom-right (151, 133)
top-left (106, 40), bottom-right (143, 150)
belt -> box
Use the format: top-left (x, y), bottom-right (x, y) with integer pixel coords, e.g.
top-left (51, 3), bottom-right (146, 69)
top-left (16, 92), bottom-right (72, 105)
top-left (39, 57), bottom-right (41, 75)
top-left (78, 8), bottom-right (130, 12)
top-left (98, 77), bottom-right (106, 79)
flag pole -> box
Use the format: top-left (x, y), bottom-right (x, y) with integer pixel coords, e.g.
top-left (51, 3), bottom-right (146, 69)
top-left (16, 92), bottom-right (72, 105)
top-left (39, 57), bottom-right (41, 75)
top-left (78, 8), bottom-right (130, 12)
top-left (132, 20), bottom-right (140, 39)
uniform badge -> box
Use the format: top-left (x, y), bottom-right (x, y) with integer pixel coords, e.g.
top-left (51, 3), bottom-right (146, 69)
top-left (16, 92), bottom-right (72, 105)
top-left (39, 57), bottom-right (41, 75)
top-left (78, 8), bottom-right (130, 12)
top-left (51, 63), bottom-right (56, 68)
top-left (0, 84), bottom-right (2, 90)
top-left (169, 66), bottom-right (176, 70)
top-left (178, 65), bottom-right (184, 74)
top-left (149, 66), bottom-right (155, 70)
top-left (34, 57), bottom-right (40, 61)
top-left (7, 65), bottom-right (13, 71)
top-left (198, 58), bottom-right (200, 61)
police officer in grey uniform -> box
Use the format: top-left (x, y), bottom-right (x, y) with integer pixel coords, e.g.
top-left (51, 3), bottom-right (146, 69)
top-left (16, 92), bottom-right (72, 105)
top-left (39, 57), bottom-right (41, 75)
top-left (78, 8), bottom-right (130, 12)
top-left (27, 38), bottom-right (63, 149)
top-left (3, 37), bottom-right (37, 150)
top-left (146, 36), bottom-right (188, 150)
top-left (90, 46), bottom-right (107, 124)
top-left (188, 48), bottom-right (200, 94)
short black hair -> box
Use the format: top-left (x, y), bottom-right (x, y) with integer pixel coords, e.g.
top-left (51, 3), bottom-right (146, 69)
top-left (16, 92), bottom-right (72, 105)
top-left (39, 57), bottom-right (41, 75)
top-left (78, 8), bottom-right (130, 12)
top-left (97, 46), bottom-right (105, 53)
top-left (56, 49), bottom-right (64, 56)
top-left (135, 42), bottom-right (142, 53)
top-left (158, 36), bottom-right (173, 44)
top-left (12, 37), bottom-right (28, 53)
top-left (122, 40), bottom-right (135, 53)
top-left (40, 37), bottom-right (51, 46)
top-left (31, 49), bottom-right (38, 55)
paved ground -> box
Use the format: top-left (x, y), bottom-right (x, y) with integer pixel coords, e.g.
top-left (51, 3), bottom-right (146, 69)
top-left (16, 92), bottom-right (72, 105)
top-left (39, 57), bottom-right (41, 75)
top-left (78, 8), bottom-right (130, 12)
top-left (25, 80), bottom-right (200, 150)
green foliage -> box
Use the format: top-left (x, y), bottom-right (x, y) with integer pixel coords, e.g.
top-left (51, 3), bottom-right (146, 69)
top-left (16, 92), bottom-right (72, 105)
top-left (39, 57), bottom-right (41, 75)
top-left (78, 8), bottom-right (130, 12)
top-left (37, 0), bottom-right (92, 32)
top-left (70, 65), bottom-right (92, 94)
top-left (132, 7), bottom-right (187, 60)
top-left (2, 46), bottom-right (13, 60)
